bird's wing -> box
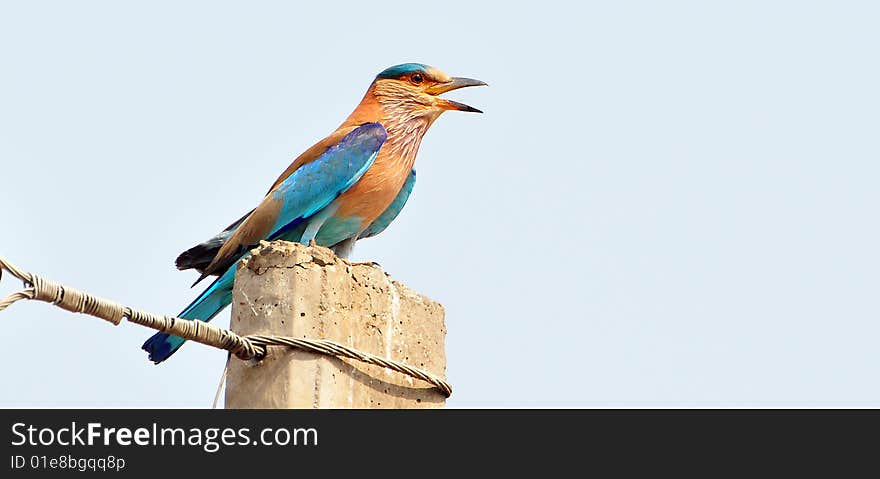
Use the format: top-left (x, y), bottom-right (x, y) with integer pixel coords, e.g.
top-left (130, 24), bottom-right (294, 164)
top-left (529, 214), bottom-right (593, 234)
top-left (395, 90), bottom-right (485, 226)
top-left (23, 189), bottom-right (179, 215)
top-left (195, 122), bottom-right (387, 281)
top-left (358, 169), bottom-right (416, 239)
top-left (175, 126), bottom-right (366, 275)
top-left (264, 124), bottom-right (371, 194)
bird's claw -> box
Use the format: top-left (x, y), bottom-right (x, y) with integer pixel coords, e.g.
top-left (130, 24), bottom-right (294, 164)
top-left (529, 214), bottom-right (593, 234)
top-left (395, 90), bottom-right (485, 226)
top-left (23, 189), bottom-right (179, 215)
top-left (349, 261), bottom-right (381, 268)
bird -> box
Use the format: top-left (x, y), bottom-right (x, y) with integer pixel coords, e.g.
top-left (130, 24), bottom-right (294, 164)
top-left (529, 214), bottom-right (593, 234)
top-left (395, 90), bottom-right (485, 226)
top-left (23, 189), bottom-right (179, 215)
top-left (142, 63), bottom-right (485, 363)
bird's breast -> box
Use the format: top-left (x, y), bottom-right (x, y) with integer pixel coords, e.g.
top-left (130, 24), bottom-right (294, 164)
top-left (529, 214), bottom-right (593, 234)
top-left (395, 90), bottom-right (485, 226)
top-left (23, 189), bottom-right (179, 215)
top-left (334, 133), bottom-right (421, 229)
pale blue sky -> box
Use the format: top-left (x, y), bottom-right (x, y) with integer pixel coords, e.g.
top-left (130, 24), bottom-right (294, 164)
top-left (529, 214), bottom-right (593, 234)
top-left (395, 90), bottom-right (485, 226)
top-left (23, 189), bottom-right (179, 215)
top-left (1, 1), bottom-right (878, 407)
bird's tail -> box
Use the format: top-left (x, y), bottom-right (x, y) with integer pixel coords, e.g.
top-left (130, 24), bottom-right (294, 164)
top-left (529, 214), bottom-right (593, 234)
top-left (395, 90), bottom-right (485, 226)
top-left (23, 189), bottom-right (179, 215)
top-left (141, 267), bottom-right (236, 364)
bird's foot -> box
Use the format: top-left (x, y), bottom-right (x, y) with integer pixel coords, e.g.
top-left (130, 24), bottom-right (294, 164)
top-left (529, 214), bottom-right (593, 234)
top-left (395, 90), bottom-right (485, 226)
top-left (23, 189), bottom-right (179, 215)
top-left (348, 260), bottom-right (382, 268)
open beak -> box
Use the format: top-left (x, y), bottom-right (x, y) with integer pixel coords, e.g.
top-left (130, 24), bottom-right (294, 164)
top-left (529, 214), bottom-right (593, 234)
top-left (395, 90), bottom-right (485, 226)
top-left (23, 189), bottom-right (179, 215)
top-left (427, 77), bottom-right (487, 113)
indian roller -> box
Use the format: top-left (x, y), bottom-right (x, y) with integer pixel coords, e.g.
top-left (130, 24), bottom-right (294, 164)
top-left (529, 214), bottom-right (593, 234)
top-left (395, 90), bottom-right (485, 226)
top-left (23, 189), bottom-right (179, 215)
top-left (142, 63), bottom-right (485, 363)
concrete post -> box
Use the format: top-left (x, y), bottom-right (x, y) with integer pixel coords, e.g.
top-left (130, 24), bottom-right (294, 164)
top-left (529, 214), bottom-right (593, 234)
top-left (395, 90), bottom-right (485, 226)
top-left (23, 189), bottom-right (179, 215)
top-left (224, 241), bottom-right (447, 408)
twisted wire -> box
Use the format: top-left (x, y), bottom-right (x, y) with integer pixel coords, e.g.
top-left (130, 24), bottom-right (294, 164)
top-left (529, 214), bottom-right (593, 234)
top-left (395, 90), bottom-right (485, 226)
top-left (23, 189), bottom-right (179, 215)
top-left (0, 255), bottom-right (451, 397)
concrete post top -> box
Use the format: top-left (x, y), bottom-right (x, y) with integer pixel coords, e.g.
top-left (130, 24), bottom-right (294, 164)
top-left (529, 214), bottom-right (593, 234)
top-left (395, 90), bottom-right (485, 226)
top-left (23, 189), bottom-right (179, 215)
top-left (242, 240), bottom-right (341, 273)
top-left (226, 240), bottom-right (447, 409)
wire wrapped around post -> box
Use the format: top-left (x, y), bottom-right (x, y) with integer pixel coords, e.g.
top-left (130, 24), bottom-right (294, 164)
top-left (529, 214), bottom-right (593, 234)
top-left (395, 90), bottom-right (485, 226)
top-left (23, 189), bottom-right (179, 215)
top-left (0, 255), bottom-right (451, 397)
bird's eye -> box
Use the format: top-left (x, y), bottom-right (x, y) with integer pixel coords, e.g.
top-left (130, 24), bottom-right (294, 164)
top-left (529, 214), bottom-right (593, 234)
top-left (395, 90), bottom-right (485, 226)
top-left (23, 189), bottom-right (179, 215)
top-left (410, 73), bottom-right (423, 85)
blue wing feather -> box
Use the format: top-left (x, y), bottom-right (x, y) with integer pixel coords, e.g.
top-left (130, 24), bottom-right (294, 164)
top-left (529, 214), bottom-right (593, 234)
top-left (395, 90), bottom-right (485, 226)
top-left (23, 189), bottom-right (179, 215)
top-left (269, 123), bottom-right (386, 239)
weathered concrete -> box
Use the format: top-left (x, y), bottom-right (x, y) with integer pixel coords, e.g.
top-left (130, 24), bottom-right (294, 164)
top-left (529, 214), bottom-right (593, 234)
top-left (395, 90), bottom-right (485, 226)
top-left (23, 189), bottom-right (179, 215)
top-left (225, 241), bottom-right (447, 409)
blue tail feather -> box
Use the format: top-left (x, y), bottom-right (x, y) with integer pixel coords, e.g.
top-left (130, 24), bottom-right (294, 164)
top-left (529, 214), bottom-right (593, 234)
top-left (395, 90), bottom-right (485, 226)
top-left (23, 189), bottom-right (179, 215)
top-left (142, 266), bottom-right (236, 364)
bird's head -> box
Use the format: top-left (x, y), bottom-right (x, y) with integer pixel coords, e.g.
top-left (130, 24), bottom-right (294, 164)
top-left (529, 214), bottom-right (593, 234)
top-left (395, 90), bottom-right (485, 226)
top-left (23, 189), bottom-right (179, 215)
top-left (369, 63), bottom-right (486, 122)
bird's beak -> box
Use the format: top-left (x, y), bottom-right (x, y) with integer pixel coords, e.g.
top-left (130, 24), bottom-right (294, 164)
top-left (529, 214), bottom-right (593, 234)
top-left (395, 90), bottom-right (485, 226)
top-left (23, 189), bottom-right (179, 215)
top-left (427, 77), bottom-right (487, 113)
